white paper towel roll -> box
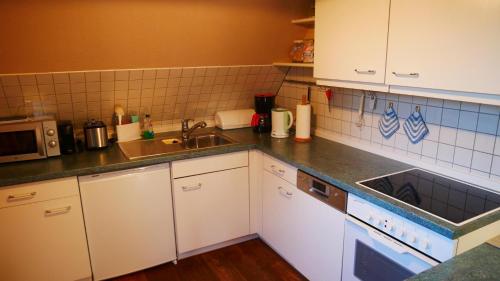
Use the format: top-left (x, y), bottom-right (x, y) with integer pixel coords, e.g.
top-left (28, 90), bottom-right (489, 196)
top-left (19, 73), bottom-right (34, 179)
top-left (295, 103), bottom-right (311, 141)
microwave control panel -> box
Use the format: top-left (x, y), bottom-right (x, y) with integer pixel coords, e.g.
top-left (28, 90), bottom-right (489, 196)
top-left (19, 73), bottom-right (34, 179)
top-left (43, 120), bottom-right (60, 156)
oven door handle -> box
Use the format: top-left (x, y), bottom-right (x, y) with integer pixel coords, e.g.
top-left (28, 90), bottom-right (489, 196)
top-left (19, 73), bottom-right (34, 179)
top-left (347, 216), bottom-right (407, 254)
top-left (346, 216), bottom-right (439, 266)
top-left (367, 228), bottom-right (407, 254)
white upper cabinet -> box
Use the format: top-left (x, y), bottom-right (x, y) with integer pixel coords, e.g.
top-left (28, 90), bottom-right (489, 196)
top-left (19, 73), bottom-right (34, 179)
top-left (315, 0), bottom-right (391, 91)
top-left (386, 0), bottom-right (500, 96)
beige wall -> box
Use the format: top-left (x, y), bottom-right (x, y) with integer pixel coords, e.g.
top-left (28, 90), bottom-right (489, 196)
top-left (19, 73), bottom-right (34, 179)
top-left (0, 0), bottom-right (312, 73)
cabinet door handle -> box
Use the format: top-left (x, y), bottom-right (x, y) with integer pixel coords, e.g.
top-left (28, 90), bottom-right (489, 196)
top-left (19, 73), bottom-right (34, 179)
top-left (45, 206), bottom-right (71, 216)
top-left (392, 72), bottom-right (419, 78)
top-left (278, 186), bottom-right (293, 198)
top-left (7, 191), bottom-right (37, 201)
top-left (182, 183), bottom-right (202, 192)
top-left (355, 69), bottom-right (376, 74)
top-left (270, 165), bottom-right (285, 176)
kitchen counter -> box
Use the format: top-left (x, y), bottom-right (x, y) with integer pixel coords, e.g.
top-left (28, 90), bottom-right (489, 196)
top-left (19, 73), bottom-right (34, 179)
top-left (0, 131), bottom-right (253, 188)
top-left (0, 127), bottom-right (498, 239)
top-left (407, 240), bottom-right (500, 281)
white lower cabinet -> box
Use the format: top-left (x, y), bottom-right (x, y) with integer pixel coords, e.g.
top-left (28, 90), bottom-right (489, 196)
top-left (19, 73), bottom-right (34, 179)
top-left (79, 164), bottom-right (176, 281)
top-left (173, 166), bottom-right (250, 253)
top-left (262, 170), bottom-right (345, 281)
top-left (1, 150), bottom-right (349, 281)
top-left (0, 178), bottom-right (91, 281)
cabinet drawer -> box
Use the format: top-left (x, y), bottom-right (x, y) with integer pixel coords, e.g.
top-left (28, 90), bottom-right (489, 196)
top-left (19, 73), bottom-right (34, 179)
top-left (172, 151), bottom-right (248, 178)
top-left (0, 177), bottom-right (79, 209)
top-left (263, 154), bottom-right (297, 186)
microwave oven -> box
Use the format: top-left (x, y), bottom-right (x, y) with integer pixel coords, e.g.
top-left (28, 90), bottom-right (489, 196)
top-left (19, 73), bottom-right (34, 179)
top-left (0, 115), bottom-right (60, 163)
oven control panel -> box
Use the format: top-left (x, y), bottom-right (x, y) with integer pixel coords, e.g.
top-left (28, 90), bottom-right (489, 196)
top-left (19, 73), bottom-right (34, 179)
top-left (347, 194), bottom-right (456, 262)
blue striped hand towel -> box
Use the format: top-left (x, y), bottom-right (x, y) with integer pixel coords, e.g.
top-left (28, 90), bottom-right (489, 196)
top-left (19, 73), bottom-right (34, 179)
top-left (379, 107), bottom-right (400, 139)
top-left (404, 111), bottom-right (429, 144)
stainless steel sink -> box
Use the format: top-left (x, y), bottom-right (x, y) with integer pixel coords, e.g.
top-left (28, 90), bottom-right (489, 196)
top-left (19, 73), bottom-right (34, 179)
top-left (184, 134), bottom-right (233, 149)
top-left (118, 133), bottom-right (236, 160)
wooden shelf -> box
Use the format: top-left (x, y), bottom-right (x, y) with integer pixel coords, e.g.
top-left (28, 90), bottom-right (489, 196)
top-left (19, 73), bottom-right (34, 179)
top-left (273, 62), bottom-right (314, 68)
top-left (291, 16), bottom-right (315, 27)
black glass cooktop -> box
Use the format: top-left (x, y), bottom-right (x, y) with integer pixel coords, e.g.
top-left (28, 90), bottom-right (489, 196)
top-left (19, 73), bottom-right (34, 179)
top-left (358, 169), bottom-right (500, 224)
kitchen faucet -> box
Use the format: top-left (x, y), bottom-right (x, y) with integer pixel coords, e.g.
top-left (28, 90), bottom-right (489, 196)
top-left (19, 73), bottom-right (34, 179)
top-left (181, 119), bottom-right (207, 143)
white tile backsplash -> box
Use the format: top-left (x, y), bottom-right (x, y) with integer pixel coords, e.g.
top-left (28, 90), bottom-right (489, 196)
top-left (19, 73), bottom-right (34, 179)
top-left (276, 77), bottom-right (500, 183)
top-left (0, 65), bottom-right (285, 130)
top-left (458, 110), bottom-right (478, 131)
top-left (491, 156), bottom-right (500, 176)
top-left (441, 108), bottom-right (459, 128)
top-left (453, 147), bottom-right (473, 167)
top-left (456, 130), bottom-right (475, 149)
top-left (438, 127), bottom-right (457, 145)
top-left (3, 64), bottom-right (500, 184)
top-left (477, 113), bottom-right (499, 135)
top-left (471, 151), bottom-right (493, 173)
top-left (474, 133), bottom-right (495, 154)
top-left (437, 143), bottom-right (455, 162)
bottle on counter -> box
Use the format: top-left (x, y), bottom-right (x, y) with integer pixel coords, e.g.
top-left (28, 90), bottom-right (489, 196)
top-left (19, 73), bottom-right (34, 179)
top-left (142, 114), bottom-right (155, 139)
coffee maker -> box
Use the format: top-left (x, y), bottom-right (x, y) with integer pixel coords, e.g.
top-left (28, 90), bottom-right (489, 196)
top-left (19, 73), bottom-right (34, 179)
top-left (251, 93), bottom-right (275, 133)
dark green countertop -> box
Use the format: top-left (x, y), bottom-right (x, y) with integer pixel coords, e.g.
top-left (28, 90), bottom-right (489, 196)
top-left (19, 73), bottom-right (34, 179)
top-left (0, 127), bottom-right (498, 239)
top-left (0, 130), bottom-right (254, 187)
top-left (408, 242), bottom-right (500, 281)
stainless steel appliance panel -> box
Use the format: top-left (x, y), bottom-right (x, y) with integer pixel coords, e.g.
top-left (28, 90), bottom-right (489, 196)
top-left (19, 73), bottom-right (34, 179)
top-left (297, 170), bottom-right (347, 213)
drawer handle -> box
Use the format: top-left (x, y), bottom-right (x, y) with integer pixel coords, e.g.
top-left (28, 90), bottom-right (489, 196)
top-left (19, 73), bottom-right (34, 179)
top-left (278, 186), bottom-right (293, 198)
top-left (392, 72), bottom-right (419, 78)
top-left (45, 206), bottom-right (71, 216)
top-left (7, 192), bottom-right (37, 202)
top-left (182, 183), bottom-right (202, 192)
top-left (355, 69), bottom-right (376, 74)
top-left (270, 165), bottom-right (285, 176)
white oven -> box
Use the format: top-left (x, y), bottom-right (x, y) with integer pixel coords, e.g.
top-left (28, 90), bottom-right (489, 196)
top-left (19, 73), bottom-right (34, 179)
top-left (342, 216), bottom-right (438, 281)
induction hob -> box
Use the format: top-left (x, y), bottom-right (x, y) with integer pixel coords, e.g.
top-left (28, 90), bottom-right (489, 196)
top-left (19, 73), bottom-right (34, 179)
top-left (357, 168), bottom-right (500, 225)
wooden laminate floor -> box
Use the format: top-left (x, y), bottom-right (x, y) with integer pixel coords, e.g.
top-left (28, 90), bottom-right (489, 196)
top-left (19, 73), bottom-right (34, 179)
top-left (110, 238), bottom-right (307, 281)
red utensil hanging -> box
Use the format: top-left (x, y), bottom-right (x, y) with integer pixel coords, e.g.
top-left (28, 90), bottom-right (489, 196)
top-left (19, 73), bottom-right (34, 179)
top-left (325, 88), bottom-right (333, 112)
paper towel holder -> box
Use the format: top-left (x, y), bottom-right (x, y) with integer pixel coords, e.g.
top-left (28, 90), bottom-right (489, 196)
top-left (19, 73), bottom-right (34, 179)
top-left (295, 94), bottom-right (312, 143)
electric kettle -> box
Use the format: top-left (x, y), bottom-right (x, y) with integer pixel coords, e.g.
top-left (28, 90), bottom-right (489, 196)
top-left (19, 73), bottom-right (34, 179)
top-left (271, 108), bottom-right (293, 138)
